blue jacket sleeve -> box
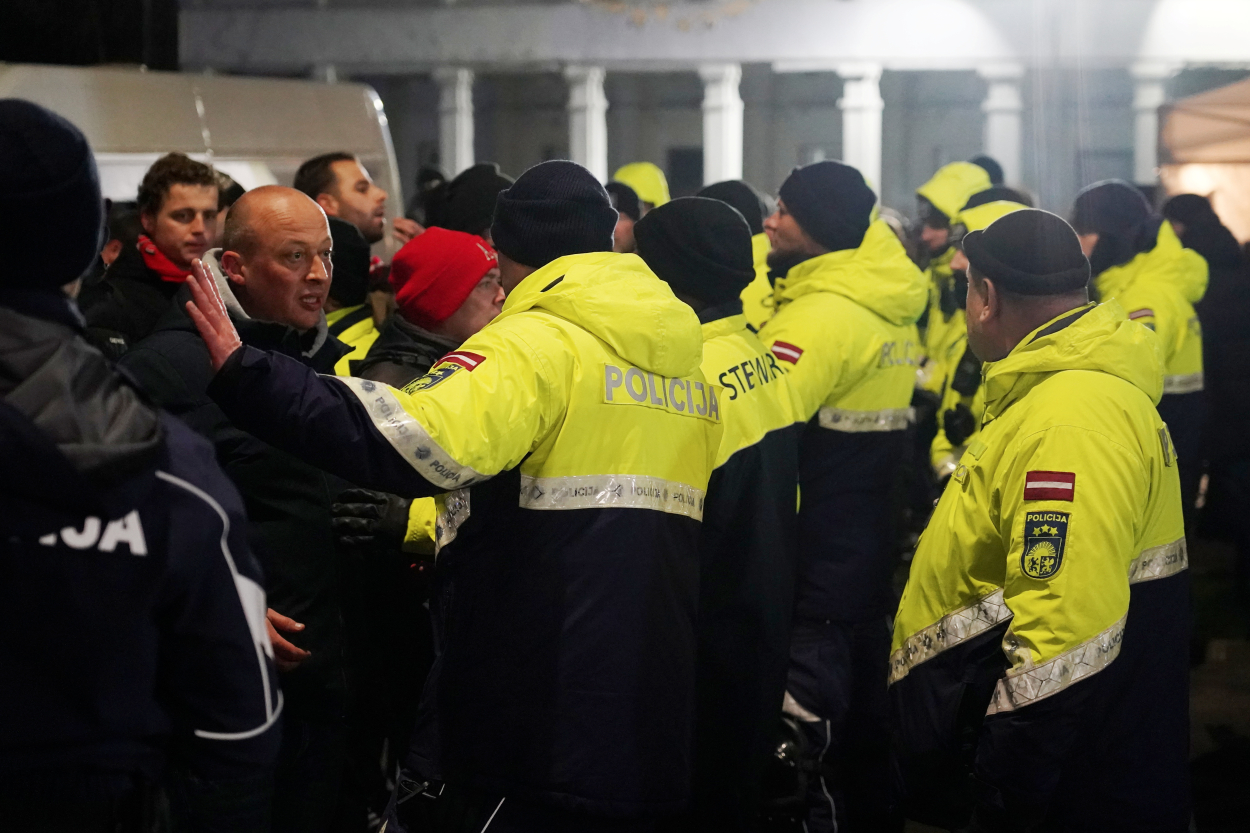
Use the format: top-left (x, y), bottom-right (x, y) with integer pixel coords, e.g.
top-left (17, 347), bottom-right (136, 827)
top-left (206, 346), bottom-right (444, 499)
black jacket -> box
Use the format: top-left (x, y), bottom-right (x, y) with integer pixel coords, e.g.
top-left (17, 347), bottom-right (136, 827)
top-left (0, 305), bottom-right (280, 828)
top-left (79, 241), bottom-right (183, 360)
top-left (119, 286), bottom-right (354, 721)
top-left (355, 313), bottom-right (458, 388)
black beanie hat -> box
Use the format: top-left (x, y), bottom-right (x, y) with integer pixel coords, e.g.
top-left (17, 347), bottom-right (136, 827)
top-left (1070, 180), bottom-right (1159, 276)
top-left (968, 154), bottom-right (1005, 186)
top-left (328, 217), bottom-right (372, 307)
top-left (491, 160), bottom-right (618, 268)
top-left (634, 197), bottom-right (755, 307)
top-left (1162, 193), bottom-right (1218, 227)
top-left (962, 209), bottom-right (1090, 296)
top-left (0, 99), bottom-right (104, 292)
top-left (443, 162), bottom-right (514, 237)
top-left (697, 180), bottom-right (768, 236)
top-left (777, 161), bottom-right (875, 253)
top-left (604, 181), bottom-right (642, 222)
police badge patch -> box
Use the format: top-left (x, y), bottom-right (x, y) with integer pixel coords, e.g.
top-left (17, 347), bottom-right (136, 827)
top-left (402, 363), bottom-right (461, 394)
top-left (1021, 511), bottom-right (1069, 579)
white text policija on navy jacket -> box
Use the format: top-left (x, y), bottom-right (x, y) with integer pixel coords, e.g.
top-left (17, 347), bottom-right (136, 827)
top-left (890, 301), bottom-right (1189, 831)
top-left (201, 250), bottom-right (723, 817)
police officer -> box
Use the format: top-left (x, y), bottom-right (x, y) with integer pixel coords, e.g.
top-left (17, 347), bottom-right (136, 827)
top-left (914, 161), bottom-right (992, 392)
top-left (633, 197), bottom-right (802, 832)
top-left (758, 161), bottom-right (928, 832)
top-left (1071, 180), bottom-right (1208, 523)
top-left (184, 160), bottom-right (722, 832)
top-left (929, 195), bottom-right (1030, 481)
top-left (890, 209), bottom-right (1189, 831)
top-left (0, 99), bottom-right (281, 832)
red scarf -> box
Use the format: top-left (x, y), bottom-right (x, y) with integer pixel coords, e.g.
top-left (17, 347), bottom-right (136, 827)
top-left (138, 235), bottom-right (192, 283)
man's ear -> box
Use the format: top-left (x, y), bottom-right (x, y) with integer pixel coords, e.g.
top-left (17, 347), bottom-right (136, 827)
top-left (140, 212), bottom-right (155, 236)
top-left (219, 250), bottom-right (247, 286)
top-left (315, 193), bottom-right (338, 216)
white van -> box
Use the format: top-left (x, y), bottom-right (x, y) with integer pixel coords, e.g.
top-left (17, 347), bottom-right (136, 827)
top-left (0, 62), bottom-right (404, 256)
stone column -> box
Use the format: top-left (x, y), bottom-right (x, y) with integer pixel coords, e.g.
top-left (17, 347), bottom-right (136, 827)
top-left (434, 67), bottom-right (475, 176)
top-left (837, 62), bottom-right (884, 191)
top-left (699, 63), bottom-right (744, 184)
top-left (978, 63), bottom-right (1024, 185)
top-left (1131, 61), bottom-right (1180, 184)
top-left (565, 66), bottom-right (609, 182)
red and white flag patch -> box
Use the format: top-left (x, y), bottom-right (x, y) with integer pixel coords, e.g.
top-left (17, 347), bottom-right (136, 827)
top-left (1128, 308), bottom-right (1155, 321)
top-left (1024, 470), bottom-right (1076, 501)
top-left (441, 351), bottom-right (486, 372)
top-left (771, 340), bottom-right (804, 365)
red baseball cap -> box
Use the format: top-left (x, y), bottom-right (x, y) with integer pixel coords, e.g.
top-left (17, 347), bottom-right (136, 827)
top-left (390, 227), bottom-right (498, 328)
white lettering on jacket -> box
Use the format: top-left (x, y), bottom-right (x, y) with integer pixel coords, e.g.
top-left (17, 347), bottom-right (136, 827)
top-left (38, 511), bottom-right (148, 556)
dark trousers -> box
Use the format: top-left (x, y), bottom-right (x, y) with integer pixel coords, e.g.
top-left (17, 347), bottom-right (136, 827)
top-left (1158, 390), bottom-right (1207, 530)
top-left (382, 778), bottom-right (663, 833)
top-left (784, 618), bottom-right (901, 833)
top-left (272, 713), bottom-right (351, 833)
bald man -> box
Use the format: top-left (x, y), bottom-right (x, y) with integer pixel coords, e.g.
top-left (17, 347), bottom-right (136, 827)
top-left (120, 186), bottom-right (361, 833)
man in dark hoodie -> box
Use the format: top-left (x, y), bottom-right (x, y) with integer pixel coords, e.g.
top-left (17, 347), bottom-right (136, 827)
top-left (79, 153), bottom-right (219, 357)
top-left (0, 100), bottom-right (280, 832)
top-left (634, 197), bottom-right (802, 832)
top-left (119, 186), bottom-right (356, 833)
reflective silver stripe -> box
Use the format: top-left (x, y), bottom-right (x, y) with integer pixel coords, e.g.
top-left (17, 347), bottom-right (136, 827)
top-left (518, 474), bottom-right (705, 520)
top-left (337, 377), bottom-right (485, 490)
top-left (818, 406), bottom-right (914, 433)
top-left (782, 691), bottom-right (821, 723)
top-left (1128, 537), bottom-right (1188, 584)
top-left (1163, 372), bottom-right (1203, 394)
top-left (986, 614), bottom-right (1125, 715)
top-left (888, 589), bottom-right (1011, 685)
top-left (433, 489), bottom-right (471, 556)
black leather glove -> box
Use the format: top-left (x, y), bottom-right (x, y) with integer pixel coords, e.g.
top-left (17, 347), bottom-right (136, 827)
top-left (332, 488), bottom-right (412, 551)
top-left (943, 403), bottom-right (977, 447)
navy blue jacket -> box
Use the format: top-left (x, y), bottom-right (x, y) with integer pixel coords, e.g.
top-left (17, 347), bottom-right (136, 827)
top-left (0, 307), bottom-right (280, 828)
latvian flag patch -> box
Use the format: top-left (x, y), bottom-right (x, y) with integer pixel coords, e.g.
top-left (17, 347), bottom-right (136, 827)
top-left (1128, 308), bottom-right (1155, 321)
top-left (441, 351), bottom-right (487, 371)
top-left (1024, 470), bottom-right (1076, 501)
top-left (771, 340), bottom-right (804, 365)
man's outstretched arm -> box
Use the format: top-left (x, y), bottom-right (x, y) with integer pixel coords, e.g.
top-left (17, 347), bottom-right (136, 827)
top-left (186, 260), bottom-right (453, 498)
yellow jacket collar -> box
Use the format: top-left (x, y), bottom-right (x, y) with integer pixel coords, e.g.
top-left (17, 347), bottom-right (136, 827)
top-left (983, 300), bottom-right (1165, 422)
top-left (775, 220), bottom-right (928, 326)
top-left (498, 251), bottom-right (705, 378)
top-left (1095, 221), bottom-right (1209, 305)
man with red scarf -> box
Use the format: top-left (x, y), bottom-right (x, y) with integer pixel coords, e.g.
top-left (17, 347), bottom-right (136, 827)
top-left (81, 152), bottom-right (219, 357)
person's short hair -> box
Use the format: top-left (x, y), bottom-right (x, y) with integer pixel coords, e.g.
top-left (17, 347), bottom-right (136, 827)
top-left (216, 171), bottom-right (246, 211)
top-left (137, 153), bottom-right (217, 217)
top-left (293, 152), bottom-right (357, 200)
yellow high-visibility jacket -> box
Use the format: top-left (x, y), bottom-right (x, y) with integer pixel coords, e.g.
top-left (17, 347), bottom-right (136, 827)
top-left (890, 301), bottom-right (1189, 831)
top-left (208, 250), bottom-right (722, 815)
top-left (326, 303), bottom-right (379, 377)
top-left (739, 232), bottom-right (774, 331)
top-left (1096, 220), bottom-right (1208, 394)
top-left (758, 219), bottom-right (927, 620)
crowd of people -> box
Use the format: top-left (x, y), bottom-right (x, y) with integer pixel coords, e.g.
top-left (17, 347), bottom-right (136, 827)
top-left (3, 95), bottom-right (1248, 833)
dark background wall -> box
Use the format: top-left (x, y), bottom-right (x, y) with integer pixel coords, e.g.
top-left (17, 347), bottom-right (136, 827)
top-left (2, 0), bottom-right (179, 70)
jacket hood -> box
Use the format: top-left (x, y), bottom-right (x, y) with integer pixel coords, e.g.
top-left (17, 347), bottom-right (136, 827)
top-left (1096, 221), bottom-right (1209, 306)
top-left (983, 300), bottom-right (1165, 421)
top-left (774, 220), bottom-right (928, 326)
top-left (0, 306), bottom-right (162, 502)
top-left (201, 248), bottom-right (333, 359)
top-left (495, 251), bottom-right (704, 377)
top-left (916, 162), bottom-right (993, 220)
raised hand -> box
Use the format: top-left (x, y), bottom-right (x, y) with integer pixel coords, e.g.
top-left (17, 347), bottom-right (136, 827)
top-left (185, 257), bottom-right (243, 371)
